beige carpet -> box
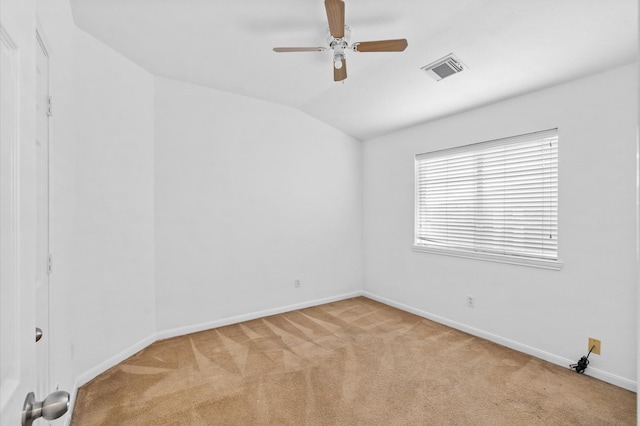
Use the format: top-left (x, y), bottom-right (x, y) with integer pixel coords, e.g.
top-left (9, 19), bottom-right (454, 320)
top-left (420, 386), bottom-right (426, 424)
top-left (72, 297), bottom-right (636, 425)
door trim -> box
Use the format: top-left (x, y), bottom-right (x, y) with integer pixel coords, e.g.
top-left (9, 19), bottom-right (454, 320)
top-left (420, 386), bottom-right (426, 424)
top-left (34, 24), bottom-right (53, 400)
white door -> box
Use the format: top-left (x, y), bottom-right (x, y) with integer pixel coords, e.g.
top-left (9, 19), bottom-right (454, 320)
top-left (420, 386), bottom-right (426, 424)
top-left (0, 25), bottom-right (68, 425)
top-left (0, 23), bottom-right (29, 425)
top-left (35, 29), bottom-right (51, 404)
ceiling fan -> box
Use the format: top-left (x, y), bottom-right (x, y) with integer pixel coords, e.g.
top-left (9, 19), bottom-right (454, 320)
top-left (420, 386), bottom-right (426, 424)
top-left (273, 0), bottom-right (408, 82)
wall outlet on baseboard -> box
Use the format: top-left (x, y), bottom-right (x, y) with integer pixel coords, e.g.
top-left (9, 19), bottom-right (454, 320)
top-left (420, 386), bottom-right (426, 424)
top-left (467, 295), bottom-right (474, 308)
top-left (294, 279), bottom-right (301, 288)
top-left (588, 337), bottom-right (601, 355)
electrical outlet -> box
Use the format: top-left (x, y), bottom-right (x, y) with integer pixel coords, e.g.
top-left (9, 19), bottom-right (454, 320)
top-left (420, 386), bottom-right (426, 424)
top-left (467, 295), bottom-right (474, 308)
top-left (588, 337), bottom-right (601, 355)
top-left (294, 279), bottom-right (301, 288)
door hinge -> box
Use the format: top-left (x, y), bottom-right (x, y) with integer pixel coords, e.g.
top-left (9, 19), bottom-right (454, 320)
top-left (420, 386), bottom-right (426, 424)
top-left (46, 95), bottom-right (53, 116)
top-left (47, 254), bottom-right (53, 275)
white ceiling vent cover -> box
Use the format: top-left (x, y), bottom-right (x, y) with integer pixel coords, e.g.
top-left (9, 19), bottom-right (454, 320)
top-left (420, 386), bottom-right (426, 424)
top-left (422, 54), bottom-right (466, 81)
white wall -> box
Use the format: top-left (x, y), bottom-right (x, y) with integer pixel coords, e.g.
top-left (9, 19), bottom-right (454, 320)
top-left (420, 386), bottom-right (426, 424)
top-left (29, 6), bottom-right (157, 425)
top-left (154, 77), bottom-right (363, 333)
top-left (72, 30), bottom-right (156, 378)
top-left (363, 64), bottom-right (638, 389)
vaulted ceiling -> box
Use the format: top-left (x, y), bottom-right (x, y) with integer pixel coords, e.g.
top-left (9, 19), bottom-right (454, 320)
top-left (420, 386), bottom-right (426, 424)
top-left (70, 0), bottom-right (637, 141)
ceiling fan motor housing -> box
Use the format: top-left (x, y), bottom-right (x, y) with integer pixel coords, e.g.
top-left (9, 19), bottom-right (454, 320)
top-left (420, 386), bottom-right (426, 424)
top-left (328, 26), bottom-right (350, 68)
top-left (327, 26), bottom-right (352, 47)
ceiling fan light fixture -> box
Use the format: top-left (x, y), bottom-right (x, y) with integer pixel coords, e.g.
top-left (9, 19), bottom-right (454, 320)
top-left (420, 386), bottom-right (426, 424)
top-left (334, 58), bottom-right (343, 69)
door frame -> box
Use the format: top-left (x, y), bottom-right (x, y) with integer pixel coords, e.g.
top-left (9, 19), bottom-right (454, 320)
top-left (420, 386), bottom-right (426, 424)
top-left (35, 25), bottom-right (52, 400)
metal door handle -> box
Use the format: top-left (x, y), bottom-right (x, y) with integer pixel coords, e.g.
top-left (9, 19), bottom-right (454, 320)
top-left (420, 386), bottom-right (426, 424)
top-left (35, 327), bottom-right (43, 343)
top-left (22, 390), bottom-right (70, 426)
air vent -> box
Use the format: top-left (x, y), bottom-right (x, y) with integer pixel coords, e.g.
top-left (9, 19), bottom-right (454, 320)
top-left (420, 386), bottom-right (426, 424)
top-left (421, 54), bottom-right (466, 81)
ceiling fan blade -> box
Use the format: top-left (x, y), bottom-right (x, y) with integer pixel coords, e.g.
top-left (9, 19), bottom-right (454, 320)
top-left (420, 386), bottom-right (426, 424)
top-left (325, 0), bottom-right (345, 38)
top-left (333, 58), bottom-right (347, 82)
top-left (273, 47), bottom-right (326, 52)
top-left (353, 39), bottom-right (408, 52)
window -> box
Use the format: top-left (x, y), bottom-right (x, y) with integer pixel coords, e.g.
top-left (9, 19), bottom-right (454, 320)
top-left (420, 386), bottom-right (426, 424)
top-left (414, 129), bottom-right (560, 270)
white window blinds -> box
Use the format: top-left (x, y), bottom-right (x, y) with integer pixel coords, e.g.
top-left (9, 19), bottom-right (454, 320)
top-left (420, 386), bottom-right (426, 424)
top-left (415, 129), bottom-right (558, 262)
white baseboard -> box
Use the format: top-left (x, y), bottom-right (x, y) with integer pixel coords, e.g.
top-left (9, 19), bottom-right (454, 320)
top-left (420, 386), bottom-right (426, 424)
top-left (64, 379), bottom-right (78, 426)
top-left (363, 291), bottom-right (637, 392)
top-left (156, 291), bottom-right (364, 341)
top-left (76, 333), bottom-right (159, 388)
top-left (64, 334), bottom-right (157, 426)
top-left (66, 333), bottom-right (160, 425)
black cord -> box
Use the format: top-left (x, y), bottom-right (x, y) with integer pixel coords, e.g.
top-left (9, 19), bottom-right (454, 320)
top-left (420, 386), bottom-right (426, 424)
top-left (570, 345), bottom-right (595, 374)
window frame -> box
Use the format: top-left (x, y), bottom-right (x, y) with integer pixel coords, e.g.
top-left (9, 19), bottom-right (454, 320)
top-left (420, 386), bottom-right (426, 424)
top-left (412, 129), bottom-right (562, 270)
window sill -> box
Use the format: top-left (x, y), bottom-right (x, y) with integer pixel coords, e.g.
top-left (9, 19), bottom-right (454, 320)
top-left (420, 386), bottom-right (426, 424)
top-left (412, 245), bottom-right (563, 271)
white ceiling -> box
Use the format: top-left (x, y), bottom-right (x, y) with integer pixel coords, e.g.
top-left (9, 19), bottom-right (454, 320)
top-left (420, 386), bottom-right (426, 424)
top-left (69, 0), bottom-right (637, 141)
